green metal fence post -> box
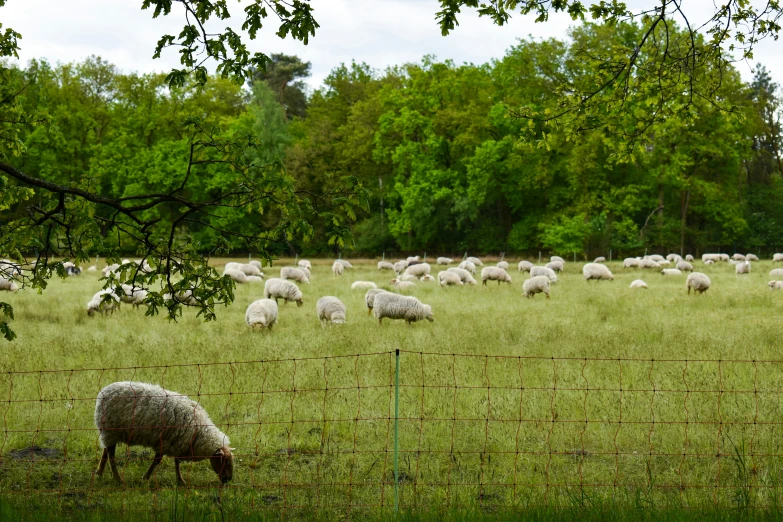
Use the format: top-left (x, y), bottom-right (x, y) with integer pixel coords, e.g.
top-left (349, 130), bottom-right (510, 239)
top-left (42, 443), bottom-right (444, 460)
top-left (394, 348), bottom-right (400, 513)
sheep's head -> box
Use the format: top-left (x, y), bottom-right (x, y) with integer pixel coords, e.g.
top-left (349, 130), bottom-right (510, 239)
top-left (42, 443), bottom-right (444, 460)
top-left (87, 308), bottom-right (95, 317)
top-left (424, 305), bottom-right (434, 322)
top-left (296, 298), bottom-right (303, 307)
top-left (210, 447), bottom-right (233, 485)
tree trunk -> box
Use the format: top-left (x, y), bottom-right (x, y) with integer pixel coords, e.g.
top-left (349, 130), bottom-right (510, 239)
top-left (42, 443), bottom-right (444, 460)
top-left (680, 189), bottom-right (690, 255)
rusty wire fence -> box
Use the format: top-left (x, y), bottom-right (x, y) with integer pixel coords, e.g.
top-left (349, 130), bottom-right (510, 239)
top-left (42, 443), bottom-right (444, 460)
top-left (1, 349), bottom-right (783, 514)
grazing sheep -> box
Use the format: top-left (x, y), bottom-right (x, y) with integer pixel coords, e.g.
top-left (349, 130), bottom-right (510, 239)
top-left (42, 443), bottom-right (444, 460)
top-left (583, 263), bottom-right (614, 281)
top-left (676, 261), bottom-right (694, 272)
top-left (373, 293), bottom-right (433, 325)
top-left (732, 253), bottom-right (746, 261)
top-left (438, 271), bottom-right (463, 287)
top-left (102, 263), bottom-right (120, 277)
top-left (458, 260), bottom-right (477, 274)
top-left (420, 274), bottom-right (435, 283)
top-left (746, 254), bottom-right (759, 262)
top-left (0, 278), bottom-right (19, 292)
top-left (686, 272), bottom-right (711, 294)
top-left (623, 258), bottom-right (641, 268)
top-left (685, 255), bottom-right (694, 262)
top-left (406, 256), bottom-right (421, 263)
top-left (87, 266), bottom-right (98, 272)
top-left (640, 258), bottom-right (661, 269)
top-left (0, 259), bottom-right (21, 278)
top-left (163, 290), bottom-right (198, 306)
top-left (594, 257), bottom-right (606, 263)
top-left (770, 269), bottom-right (783, 278)
top-left (702, 254), bottom-right (720, 263)
top-left (245, 299), bottom-right (278, 330)
top-left (661, 268), bottom-right (683, 276)
top-left (530, 266), bottom-right (558, 283)
top-left (263, 278), bottom-right (303, 306)
top-left (280, 266), bottom-right (310, 284)
top-left (249, 260), bottom-right (263, 269)
top-left (447, 267), bottom-right (478, 285)
top-left (518, 260), bottom-right (534, 272)
top-left (393, 260), bottom-right (409, 273)
top-left (774, 254), bottom-right (783, 263)
top-left (239, 264), bottom-right (263, 277)
top-left (223, 268), bottom-right (249, 284)
top-left (666, 254), bottom-right (682, 264)
top-left (365, 288), bottom-right (389, 315)
top-left (351, 281), bottom-right (378, 290)
top-left (224, 262), bottom-right (241, 272)
top-left (378, 261), bottom-right (395, 271)
top-left (704, 259), bottom-right (715, 265)
top-left (736, 261), bottom-right (751, 275)
top-left (522, 275), bottom-right (550, 299)
top-left (629, 280), bottom-right (648, 289)
top-left (497, 261), bottom-right (509, 270)
top-left (768, 281), bottom-right (783, 290)
top-left (337, 260), bottom-right (354, 269)
top-left (119, 284), bottom-right (148, 308)
top-left (404, 263), bottom-right (432, 278)
top-left (481, 266), bottom-right (512, 286)
top-left (298, 259), bottom-right (312, 270)
top-left (390, 280), bottom-right (416, 291)
top-left (648, 255), bottom-right (666, 263)
top-left (550, 256), bottom-right (565, 264)
top-left (66, 266), bottom-right (82, 276)
top-left (437, 257), bottom-right (453, 265)
top-left (87, 290), bottom-right (120, 316)
top-left (316, 296), bottom-right (347, 326)
top-left (94, 381), bottom-right (232, 485)
top-left (466, 256), bottom-right (483, 266)
top-left (545, 261), bottom-right (564, 273)
top-left (246, 275), bottom-right (263, 283)
top-left (332, 261), bottom-right (344, 276)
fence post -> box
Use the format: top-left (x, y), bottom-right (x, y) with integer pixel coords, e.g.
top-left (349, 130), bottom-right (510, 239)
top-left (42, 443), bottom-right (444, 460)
top-left (394, 349), bottom-right (400, 513)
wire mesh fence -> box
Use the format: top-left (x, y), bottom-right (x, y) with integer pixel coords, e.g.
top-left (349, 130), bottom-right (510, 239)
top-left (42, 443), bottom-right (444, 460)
top-left (1, 349), bottom-right (782, 514)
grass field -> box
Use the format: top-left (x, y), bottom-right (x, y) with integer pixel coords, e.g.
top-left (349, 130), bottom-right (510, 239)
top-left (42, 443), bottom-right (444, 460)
top-left (1, 257), bottom-right (783, 520)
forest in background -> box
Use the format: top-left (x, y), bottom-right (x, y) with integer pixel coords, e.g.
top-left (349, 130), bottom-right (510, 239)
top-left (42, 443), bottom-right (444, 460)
top-left (3, 22), bottom-right (782, 259)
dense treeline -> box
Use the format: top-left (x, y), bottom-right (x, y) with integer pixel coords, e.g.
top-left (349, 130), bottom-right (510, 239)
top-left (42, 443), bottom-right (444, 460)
top-left (5, 23), bottom-right (783, 258)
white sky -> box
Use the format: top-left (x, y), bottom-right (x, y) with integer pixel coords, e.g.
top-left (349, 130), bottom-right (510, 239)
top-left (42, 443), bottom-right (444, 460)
top-left (2, 0), bottom-right (781, 91)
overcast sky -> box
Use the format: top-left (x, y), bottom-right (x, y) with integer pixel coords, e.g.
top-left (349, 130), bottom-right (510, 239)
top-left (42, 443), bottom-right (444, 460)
top-left (3, 0), bottom-right (781, 91)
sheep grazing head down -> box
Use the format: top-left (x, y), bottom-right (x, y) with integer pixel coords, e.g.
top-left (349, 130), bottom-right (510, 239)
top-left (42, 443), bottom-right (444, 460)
top-left (209, 446), bottom-right (234, 484)
top-left (296, 298), bottom-right (303, 307)
top-left (424, 304), bottom-right (434, 322)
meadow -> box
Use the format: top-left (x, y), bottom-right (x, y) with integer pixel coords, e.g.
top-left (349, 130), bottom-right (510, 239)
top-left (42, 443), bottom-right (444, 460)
top-left (1, 257), bottom-right (783, 520)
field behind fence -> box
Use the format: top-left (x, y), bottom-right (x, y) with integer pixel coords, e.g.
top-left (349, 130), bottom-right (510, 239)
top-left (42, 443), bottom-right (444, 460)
top-left (1, 349), bottom-right (782, 515)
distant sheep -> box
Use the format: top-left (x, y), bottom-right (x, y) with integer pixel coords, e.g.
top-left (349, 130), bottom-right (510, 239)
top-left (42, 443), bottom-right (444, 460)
top-left (676, 261), bottom-right (694, 272)
top-left (246, 275), bottom-right (263, 283)
top-left (420, 274), bottom-right (435, 283)
top-left (406, 256), bottom-right (421, 263)
top-left (774, 254), bottom-right (783, 263)
top-left (87, 290), bottom-right (120, 316)
top-left (518, 261), bottom-right (534, 272)
top-left (404, 263), bottom-right (432, 278)
top-left (264, 278), bottom-right (303, 306)
top-left (623, 258), bottom-right (640, 268)
top-left (298, 259), bottom-right (312, 270)
top-left (0, 259), bottom-right (21, 278)
top-left (0, 278), bottom-right (19, 292)
top-left (732, 254), bottom-right (746, 261)
top-left (550, 256), bottom-right (565, 264)
top-left (594, 257), bottom-right (606, 263)
top-left (280, 266), bottom-right (310, 284)
top-left (704, 259), bottom-right (715, 265)
top-left (437, 257), bottom-right (453, 265)
top-left (393, 260), bottom-right (409, 273)
top-left (119, 284), bottom-right (148, 308)
top-left (466, 256), bottom-right (483, 266)
top-left (661, 268), bottom-right (683, 276)
top-left (351, 281), bottom-right (377, 290)
top-left (736, 261), bottom-right (751, 275)
top-left (245, 299), bottom-right (278, 330)
top-left (629, 280), bottom-right (648, 289)
top-left (238, 264), bottom-right (262, 277)
top-left (332, 261), bottom-right (344, 276)
top-left (223, 268), bottom-right (249, 284)
top-left (365, 288), bottom-right (389, 315)
top-left (447, 267), bottom-right (477, 285)
top-left (523, 275), bottom-right (550, 299)
top-left (316, 296), bottom-right (346, 326)
top-left (378, 261), bottom-right (395, 271)
top-left (686, 272), bottom-right (711, 294)
top-left (648, 255), bottom-right (666, 263)
top-left (438, 271), bottom-right (463, 287)
top-left (249, 260), bottom-right (263, 269)
top-left (163, 290), bottom-right (198, 306)
top-left (337, 260), bottom-right (354, 269)
top-left (639, 258), bottom-right (661, 269)
top-left (746, 254), bottom-right (759, 262)
top-left (530, 266), bottom-right (557, 283)
top-left (582, 263), bottom-right (613, 281)
top-left (497, 261), bottom-right (509, 270)
top-left (481, 266), bottom-right (512, 286)
top-left (768, 281), bottom-right (783, 290)
top-left (545, 261), bottom-right (564, 273)
top-left (770, 269), bottom-right (783, 278)
top-left (373, 293), bottom-right (433, 325)
top-left (390, 280), bottom-right (416, 291)
top-left (94, 381), bottom-right (232, 485)
top-left (685, 255), bottom-right (694, 262)
top-left (666, 254), bottom-right (682, 264)
top-left (458, 260), bottom-right (477, 274)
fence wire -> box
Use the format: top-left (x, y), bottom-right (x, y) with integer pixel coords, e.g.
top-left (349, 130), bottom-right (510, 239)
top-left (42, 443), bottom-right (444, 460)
top-left (1, 350), bottom-right (783, 514)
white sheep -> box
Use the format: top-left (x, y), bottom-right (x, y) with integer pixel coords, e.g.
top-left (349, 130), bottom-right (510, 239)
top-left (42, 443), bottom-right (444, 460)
top-left (518, 260), bottom-right (533, 272)
top-left (378, 261), bottom-right (395, 271)
top-left (481, 266), bottom-right (512, 286)
top-left (438, 271), bottom-right (463, 287)
top-left (245, 299), bottom-right (278, 330)
top-left (406, 256), bottom-right (421, 263)
top-left (676, 261), bottom-right (694, 272)
top-left (594, 256), bottom-right (606, 263)
top-left (530, 266), bottom-right (558, 283)
top-left (702, 254), bottom-right (720, 263)
top-left (736, 261), bottom-right (751, 275)
top-left (373, 293), bottom-right (433, 325)
top-left (746, 254), bottom-right (759, 262)
top-left (466, 256), bottom-right (483, 266)
top-left (0, 259), bottom-right (21, 278)
top-left (623, 258), bottom-right (641, 268)
top-left (94, 381), bottom-right (232, 485)
top-left (545, 260), bottom-right (564, 273)
top-left (770, 269), bottom-right (783, 278)
top-left (648, 255), bottom-right (666, 263)
top-left (666, 254), bottom-right (682, 264)
top-left (263, 278), bottom-right (303, 306)
top-left (686, 272), bottom-right (711, 294)
top-left (390, 280), bottom-right (416, 291)
top-left (640, 258), bottom-right (661, 269)
top-left (768, 281), bottom-right (783, 290)
top-left (102, 263), bottom-right (120, 277)
top-left (732, 253), bottom-right (746, 261)
top-left (404, 263), bottom-right (432, 278)
top-left (704, 259), bottom-right (715, 265)
top-left (87, 290), bottom-right (120, 316)
top-left (522, 275), bottom-right (550, 299)
top-left (583, 263), bottom-right (614, 281)
top-left (0, 278), bottom-right (19, 292)
top-left (239, 263), bottom-right (263, 277)
top-left (365, 288), bottom-right (389, 315)
top-left (332, 261), bottom-right (344, 276)
top-left (497, 261), bottom-right (509, 270)
top-left (316, 296), bottom-right (346, 326)
top-left (420, 274), bottom-right (435, 283)
top-left (394, 274), bottom-right (419, 283)
top-left (223, 268), bottom-right (249, 284)
top-left (119, 284), bottom-right (148, 308)
top-left (458, 260), bottom-right (477, 274)
top-left (280, 266), bottom-right (310, 284)
top-left (437, 257), bottom-right (453, 265)
top-left (447, 267), bottom-right (477, 285)
top-left (685, 255), bottom-right (694, 262)
top-left (774, 253), bottom-right (783, 263)
top-left (351, 281), bottom-right (378, 290)
top-left (337, 259), bottom-right (354, 269)
top-left (629, 280), bottom-right (648, 289)
top-left (249, 260), bottom-right (263, 269)
top-left (163, 290), bottom-right (198, 306)
top-left (298, 259), bottom-right (312, 270)
top-left (87, 266), bottom-right (98, 272)
top-left (661, 268), bottom-right (683, 276)
top-left (246, 275), bottom-right (263, 283)
top-left (393, 260), bottom-right (409, 273)
top-left (550, 256), bottom-right (565, 264)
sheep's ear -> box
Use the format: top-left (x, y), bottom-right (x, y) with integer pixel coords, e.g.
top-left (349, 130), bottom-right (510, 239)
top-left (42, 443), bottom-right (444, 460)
top-left (215, 448), bottom-right (224, 457)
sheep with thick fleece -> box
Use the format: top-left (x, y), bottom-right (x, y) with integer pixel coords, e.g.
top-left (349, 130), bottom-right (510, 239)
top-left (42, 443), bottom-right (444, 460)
top-left (630, 280), bottom-right (648, 289)
top-left (661, 268), bottom-right (683, 276)
top-left (481, 266), bottom-right (512, 286)
top-left (337, 260), bottom-right (353, 269)
top-left (0, 278), bottom-right (19, 292)
top-left (437, 257), bottom-right (453, 265)
top-left (447, 267), bottom-right (477, 285)
top-left (523, 275), bottom-right (550, 299)
top-left (666, 254), bottom-right (682, 264)
top-left (365, 288), bottom-right (389, 315)
top-left (351, 281), bottom-right (377, 290)
top-left (404, 263), bottom-right (432, 278)
top-left (280, 266), bottom-right (309, 284)
top-left (736, 261), bottom-right (751, 275)
top-left (550, 256), bottom-right (565, 264)
top-left (391, 280), bottom-right (416, 291)
top-left (224, 262), bottom-right (242, 272)
top-left (420, 274), bottom-right (435, 283)
top-left (545, 261), bottom-right (564, 273)
top-left (246, 275), bottom-right (263, 283)
top-left (770, 269), bottom-right (783, 278)
top-left (223, 268), bottom-right (249, 284)
top-left (466, 256), bottom-right (483, 266)
top-left (87, 290), bottom-right (120, 316)
top-left (746, 254), bottom-right (759, 262)
top-left (94, 381), bottom-right (232, 485)
top-left (459, 260), bottom-right (477, 274)
top-left (623, 258), bottom-right (641, 268)
top-left (686, 272), bottom-right (711, 294)
top-left (119, 284), bottom-right (148, 308)
top-left (373, 293), bottom-right (433, 325)
top-left (497, 261), bottom-right (509, 270)
top-left (648, 255), bottom-right (666, 263)
top-left (518, 260), bottom-right (534, 272)
top-left (264, 278), bottom-right (303, 306)
top-left (677, 261), bottom-right (694, 272)
top-left (768, 281), bottom-right (783, 290)
top-left (732, 254), bottom-right (746, 261)
top-left (530, 266), bottom-right (557, 283)
top-left (685, 255), bottom-right (694, 262)
top-left (0, 259), bottom-right (21, 278)
top-left (583, 263), bottom-right (613, 281)
top-left (317, 296), bottom-right (346, 326)
top-left (332, 261), bottom-right (344, 276)
top-left (406, 256), bottom-right (421, 263)
top-left (393, 260), bottom-right (409, 273)
top-left (438, 271), bottom-right (463, 287)
top-left (774, 254), bottom-right (783, 263)
top-left (245, 299), bottom-right (278, 330)
top-left (640, 258), bottom-right (661, 269)
top-left (594, 257), bottom-right (606, 263)
top-left (378, 261), bottom-right (395, 271)
top-left (298, 259), bottom-right (312, 270)
top-left (249, 260), bottom-right (263, 269)
top-left (163, 290), bottom-right (198, 306)
top-left (239, 264), bottom-right (263, 277)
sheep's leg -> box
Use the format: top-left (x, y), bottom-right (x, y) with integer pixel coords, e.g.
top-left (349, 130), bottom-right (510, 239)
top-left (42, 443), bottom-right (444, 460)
top-left (175, 459), bottom-right (185, 486)
top-left (378, 318), bottom-right (383, 325)
top-left (142, 452), bottom-right (163, 480)
top-left (97, 448), bottom-right (109, 477)
top-left (367, 308), bottom-right (372, 316)
top-left (107, 445), bottom-right (122, 483)
top-left (546, 293), bottom-right (550, 300)
top-left (482, 280), bottom-right (487, 286)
